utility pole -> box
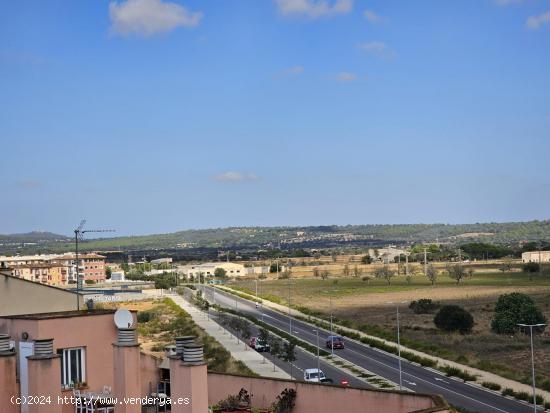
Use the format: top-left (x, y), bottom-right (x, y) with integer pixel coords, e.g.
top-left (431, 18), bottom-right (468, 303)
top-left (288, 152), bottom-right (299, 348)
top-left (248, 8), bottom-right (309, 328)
top-left (405, 253), bottom-right (409, 277)
top-left (539, 241), bottom-right (543, 277)
top-left (423, 248), bottom-right (427, 277)
top-left (397, 305), bottom-right (403, 391)
top-left (329, 293), bottom-right (334, 356)
top-left (315, 329), bottom-right (320, 376)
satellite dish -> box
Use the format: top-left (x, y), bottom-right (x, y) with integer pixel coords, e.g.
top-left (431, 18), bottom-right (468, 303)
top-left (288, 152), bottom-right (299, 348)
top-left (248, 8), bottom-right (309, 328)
top-left (114, 309), bottom-right (134, 329)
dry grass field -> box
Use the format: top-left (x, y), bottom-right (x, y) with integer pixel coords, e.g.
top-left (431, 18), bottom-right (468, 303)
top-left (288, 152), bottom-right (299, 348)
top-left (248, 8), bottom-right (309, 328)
top-left (230, 272), bottom-right (550, 388)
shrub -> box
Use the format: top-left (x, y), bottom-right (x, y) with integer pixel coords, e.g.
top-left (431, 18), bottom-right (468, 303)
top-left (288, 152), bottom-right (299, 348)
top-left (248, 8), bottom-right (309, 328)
top-left (501, 388), bottom-right (515, 397)
top-left (137, 311), bottom-right (156, 323)
top-left (409, 299), bottom-right (438, 314)
top-left (491, 292), bottom-right (547, 334)
top-left (434, 305), bottom-right (474, 334)
top-left (514, 391), bottom-right (530, 402)
top-left (481, 382), bottom-right (501, 391)
top-left (522, 262), bottom-right (540, 273)
top-left (441, 366), bottom-right (477, 381)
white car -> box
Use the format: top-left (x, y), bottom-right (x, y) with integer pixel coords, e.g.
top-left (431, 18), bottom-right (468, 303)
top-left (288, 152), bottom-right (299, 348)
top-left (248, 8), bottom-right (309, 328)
top-left (304, 368), bottom-right (326, 383)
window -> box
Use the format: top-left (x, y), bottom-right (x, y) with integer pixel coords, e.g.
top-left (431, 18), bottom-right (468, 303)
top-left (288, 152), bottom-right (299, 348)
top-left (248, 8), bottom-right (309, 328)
top-left (58, 347), bottom-right (86, 387)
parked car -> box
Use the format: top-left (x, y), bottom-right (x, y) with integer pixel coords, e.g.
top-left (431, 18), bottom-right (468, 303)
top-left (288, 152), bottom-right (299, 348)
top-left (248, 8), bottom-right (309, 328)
top-left (326, 335), bottom-right (345, 349)
top-left (254, 339), bottom-right (270, 353)
top-left (304, 368), bottom-right (327, 383)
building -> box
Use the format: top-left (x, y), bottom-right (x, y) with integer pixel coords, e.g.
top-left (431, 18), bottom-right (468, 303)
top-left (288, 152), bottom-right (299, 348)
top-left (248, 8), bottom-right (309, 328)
top-left (178, 262), bottom-right (247, 278)
top-left (108, 271), bottom-right (126, 282)
top-left (150, 258), bottom-right (172, 265)
top-left (0, 307), bottom-right (452, 413)
top-left (0, 252), bottom-right (106, 286)
top-left (0, 273), bottom-right (84, 316)
top-left (522, 251), bottom-right (550, 263)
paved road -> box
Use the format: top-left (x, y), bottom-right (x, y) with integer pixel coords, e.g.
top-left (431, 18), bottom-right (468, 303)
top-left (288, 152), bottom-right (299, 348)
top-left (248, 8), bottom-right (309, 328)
top-left (209, 310), bottom-right (367, 388)
top-left (201, 285), bottom-right (544, 413)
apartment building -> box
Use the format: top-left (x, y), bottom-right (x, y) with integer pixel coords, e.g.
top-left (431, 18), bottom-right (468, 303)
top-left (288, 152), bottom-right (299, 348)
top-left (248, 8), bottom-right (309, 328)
top-left (0, 252), bottom-right (106, 286)
top-left (178, 262), bottom-right (247, 279)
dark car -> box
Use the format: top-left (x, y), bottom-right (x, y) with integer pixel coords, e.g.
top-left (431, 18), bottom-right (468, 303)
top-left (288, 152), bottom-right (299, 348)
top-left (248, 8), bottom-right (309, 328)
top-left (326, 335), bottom-right (345, 349)
top-left (254, 339), bottom-right (271, 353)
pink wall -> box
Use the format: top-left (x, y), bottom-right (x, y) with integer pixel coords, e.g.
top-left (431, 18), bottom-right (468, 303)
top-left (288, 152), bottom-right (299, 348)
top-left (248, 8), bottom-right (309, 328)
top-left (207, 373), bottom-right (449, 413)
top-left (140, 352), bottom-right (161, 396)
top-left (0, 354), bottom-right (19, 413)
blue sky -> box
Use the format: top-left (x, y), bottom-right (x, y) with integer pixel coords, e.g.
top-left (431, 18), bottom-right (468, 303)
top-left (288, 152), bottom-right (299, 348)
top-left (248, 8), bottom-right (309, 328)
top-left (1, 0), bottom-right (549, 236)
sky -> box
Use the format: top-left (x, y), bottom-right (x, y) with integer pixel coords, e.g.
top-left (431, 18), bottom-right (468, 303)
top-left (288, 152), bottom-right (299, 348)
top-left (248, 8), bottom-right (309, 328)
top-left (1, 0), bottom-right (549, 236)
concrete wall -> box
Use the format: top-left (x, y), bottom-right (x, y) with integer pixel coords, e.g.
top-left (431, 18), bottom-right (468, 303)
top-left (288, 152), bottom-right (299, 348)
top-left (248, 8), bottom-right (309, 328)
top-left (207, 373), bottom-right (449, 413)
top-left (0, 275), bottom-right (83, 316)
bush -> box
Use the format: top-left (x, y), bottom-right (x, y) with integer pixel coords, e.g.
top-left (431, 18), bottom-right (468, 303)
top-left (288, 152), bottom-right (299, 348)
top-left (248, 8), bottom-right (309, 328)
top-left (441, 366), bottom-right (477, 381)
top-left (84, 279), bottom-right (95, 285)
top-left (481, 382), bottom-right (501, 391)
top-left (434, 305), bottom-right (474, 334)
top-left (409, 299), bottom-right (438, 314)
top-left (491, 293), bottom-right (547, 334)
top-left (137, 311), bottom-right (156, 323)
top-left (501, 388), bottom-right (515, 397)
top-left (522, 262), bottom-right (540, 273)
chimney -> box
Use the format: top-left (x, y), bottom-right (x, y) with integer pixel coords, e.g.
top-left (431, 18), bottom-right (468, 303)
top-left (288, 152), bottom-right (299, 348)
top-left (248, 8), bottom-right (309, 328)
top-left (113, 326), bottom-right (141, 413)
top-left (175, 336), bottom-right (195, 358)
top-left (27, 339), bottom-right (61, 413)
top-left (0, 334), bottom-right (17, 413)
top-left (170, 343), bottom-right (208, 413)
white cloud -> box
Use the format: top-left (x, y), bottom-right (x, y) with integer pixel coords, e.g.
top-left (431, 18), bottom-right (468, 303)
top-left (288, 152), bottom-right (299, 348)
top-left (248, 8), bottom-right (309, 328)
top-left (358, 41), bottom-right (395, 59)
top-left (283, 65), bottom-right (304, 75)
top-left (336, 72), bottom-right (357, 82)
top-left (363, 9), bottom-right (380, 23)
top-left (526, 11), bottom-right (550, 30)
top-left (275, 0), bottom-right (353, 19)
top-left (214, 172), bottom-right (260, 182)
top-left (109, 0), bottom-right (202, 37)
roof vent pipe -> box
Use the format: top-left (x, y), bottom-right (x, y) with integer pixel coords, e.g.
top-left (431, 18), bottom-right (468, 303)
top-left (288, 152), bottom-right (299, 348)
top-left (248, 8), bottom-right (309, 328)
top-left (0, 334), bottom-right (11, 353)
top-left (117, 328), bottom-right (137, 345)
top-left (175, 336), bottom-right (195, 358)
top-left (34, 339), bottom-right (54, 357)
top-left (183, 344), bottom-right (204, 364)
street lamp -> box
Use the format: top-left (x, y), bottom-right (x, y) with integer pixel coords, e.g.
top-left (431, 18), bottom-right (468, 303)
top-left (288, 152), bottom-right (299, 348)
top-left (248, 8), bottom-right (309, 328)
top-left (313, 329), bottom-right (320, 377)
top-left (517, 323), bottom-right (546, 413)
top-left (288, 281), bottom-right (292, 334)
top-left (388, 301), bottom-right (407, 390)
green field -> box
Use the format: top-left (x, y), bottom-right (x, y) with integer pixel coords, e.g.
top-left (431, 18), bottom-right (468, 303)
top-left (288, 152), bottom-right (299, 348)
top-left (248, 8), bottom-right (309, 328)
top-left (229, 272), bottom-right (550, 390)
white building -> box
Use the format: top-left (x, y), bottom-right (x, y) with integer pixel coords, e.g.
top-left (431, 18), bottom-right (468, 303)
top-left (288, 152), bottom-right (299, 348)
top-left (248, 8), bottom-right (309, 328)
top-left (522, 251), bottom-right (550, 263)
top-left (108, 270), bottom-right (126, 282)
top-left (178, 262), bottom-right (247, 278)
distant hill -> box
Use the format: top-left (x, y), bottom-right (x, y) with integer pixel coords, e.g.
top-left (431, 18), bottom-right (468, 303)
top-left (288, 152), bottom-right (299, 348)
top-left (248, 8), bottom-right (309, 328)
top-left (1, 220), bottom-right (549, 255)
top-left (0, 231), bottom-right (71, 243)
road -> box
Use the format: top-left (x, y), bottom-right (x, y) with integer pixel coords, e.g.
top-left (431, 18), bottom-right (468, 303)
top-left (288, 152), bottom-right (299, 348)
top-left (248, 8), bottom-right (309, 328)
top-left (200, 285), bottom-right (544, 413)
top-left (209, 310), bottom-right (366, 388)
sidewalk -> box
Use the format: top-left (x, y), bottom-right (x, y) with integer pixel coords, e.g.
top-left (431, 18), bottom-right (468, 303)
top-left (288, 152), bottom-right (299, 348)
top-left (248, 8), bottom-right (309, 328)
top-left (166, 293), bottom-right (291, 380)
top-left (217, 285), bottom-right (550, 401)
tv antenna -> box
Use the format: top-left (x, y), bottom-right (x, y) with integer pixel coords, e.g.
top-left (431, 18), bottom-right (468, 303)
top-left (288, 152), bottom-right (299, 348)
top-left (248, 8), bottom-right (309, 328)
top-left (74, 219), bottom-right (115, 310)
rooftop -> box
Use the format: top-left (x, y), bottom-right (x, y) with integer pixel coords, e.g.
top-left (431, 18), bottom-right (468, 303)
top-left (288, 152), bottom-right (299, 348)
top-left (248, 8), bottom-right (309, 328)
top-left (0, 309), bottom-right (117, 320)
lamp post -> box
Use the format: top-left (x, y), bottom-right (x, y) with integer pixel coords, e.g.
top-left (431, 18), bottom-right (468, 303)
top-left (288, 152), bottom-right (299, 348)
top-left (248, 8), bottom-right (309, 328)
top-left (518, 323), bottom-right (546, 413)
top-left (388, 301), bottom-right (407, 390)
top-left (314, 329), bottom-right (320, 376)
top-left (329, 293), bottom-right (334, 356)
top-left (288, 281), bottom-right (292, 334)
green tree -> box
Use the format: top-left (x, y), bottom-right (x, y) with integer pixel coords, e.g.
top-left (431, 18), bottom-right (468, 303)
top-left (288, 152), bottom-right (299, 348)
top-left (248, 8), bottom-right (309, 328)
top-left (434, 305), bottom-right (474, 334)
top-left (281, 339), bottom-right (297, 379)
top-left (312, 267), bottom-right (320, 278)
top-left (321, 270), bottom-right (330, 280)
top-left (491, 293), bottom-right (547, 334)
top-left (214, 267), bottom-right (227, 278)
top-left (374, 266), bottom-right (395, 285)
top-left (353, 265), bottom-right (361, 277)
top-left (446, 263), bottom-right (467, 284)
top-left (522, 262), bottom-right (540, 274)
top-left (105, 266), bottom-right (112, 280)
top-left (361, 255), bottom-right (373, 265)
top-left (426, 263), bottom-right (437, 285)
